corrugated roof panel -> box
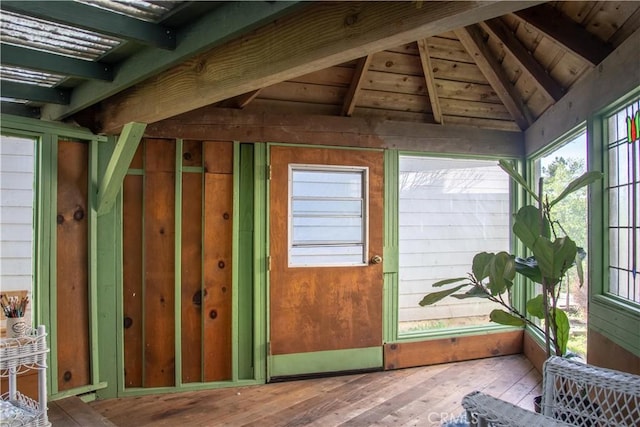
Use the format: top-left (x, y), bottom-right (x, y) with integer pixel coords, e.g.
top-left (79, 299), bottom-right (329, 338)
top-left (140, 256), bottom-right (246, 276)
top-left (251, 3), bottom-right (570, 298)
top-left (0, 97), bottom-right (29, 104)
top-left (0, 65), bottom-right (65, 87)
top-left (76, 0), bottom-right (184, 23)
top-left (0, 10), bottom-right (122, 61)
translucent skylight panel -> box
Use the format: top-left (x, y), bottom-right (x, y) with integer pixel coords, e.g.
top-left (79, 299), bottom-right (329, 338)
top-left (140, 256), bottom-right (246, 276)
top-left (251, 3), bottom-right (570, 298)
top-left (76, 0), bottom-right (184, 23)
top-left (0, 10), bottom-right (121, 61)
top-left (0, 66), bottom-right (65, 87)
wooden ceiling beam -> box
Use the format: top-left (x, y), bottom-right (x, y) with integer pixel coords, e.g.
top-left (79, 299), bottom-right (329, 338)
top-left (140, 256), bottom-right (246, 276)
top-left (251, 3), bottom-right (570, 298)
top-left (417, 39), bottom-right (443, 124)
top-left (481, 18), bottom-right (564, 103)
top-left (513, 4), bottom-right (612, 65)
top-left (95, 1), bottom-right (543, 134)
top-left (41, 1), bottom-right (306, 122)
top-left (455, 25), bottom-right (532, 130)
top-left (1, 81), bottom-right (70, 105)
top-left (342, 55), bottom-right (372, 117)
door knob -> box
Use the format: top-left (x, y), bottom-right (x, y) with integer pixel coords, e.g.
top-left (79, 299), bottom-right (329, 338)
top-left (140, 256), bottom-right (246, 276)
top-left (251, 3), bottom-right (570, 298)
top-left (370, 255), bottom-right (382, 264)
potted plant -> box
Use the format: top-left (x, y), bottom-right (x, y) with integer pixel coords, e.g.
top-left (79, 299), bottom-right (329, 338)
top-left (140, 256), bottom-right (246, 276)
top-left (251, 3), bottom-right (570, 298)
top-left (419, 160), bottom-right (602, 360)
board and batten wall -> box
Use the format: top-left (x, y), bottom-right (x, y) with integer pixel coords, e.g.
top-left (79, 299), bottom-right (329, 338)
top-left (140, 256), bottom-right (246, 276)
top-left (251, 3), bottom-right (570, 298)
top-left (0, 135), bottom-right (34, 293)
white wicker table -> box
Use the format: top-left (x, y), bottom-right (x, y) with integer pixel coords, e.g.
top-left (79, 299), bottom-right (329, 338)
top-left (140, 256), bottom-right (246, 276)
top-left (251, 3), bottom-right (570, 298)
top-left (0, 325), bottom-right (50, 427)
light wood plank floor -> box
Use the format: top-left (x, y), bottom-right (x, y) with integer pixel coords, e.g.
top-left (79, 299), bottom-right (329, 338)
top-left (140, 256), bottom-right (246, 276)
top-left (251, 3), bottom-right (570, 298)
top-left (89, 355), bottom-right (540, 427)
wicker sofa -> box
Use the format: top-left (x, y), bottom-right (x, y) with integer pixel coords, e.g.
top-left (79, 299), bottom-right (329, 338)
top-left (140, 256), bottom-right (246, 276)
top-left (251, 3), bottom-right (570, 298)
top-left (462, 356), bottom-right (640, 427)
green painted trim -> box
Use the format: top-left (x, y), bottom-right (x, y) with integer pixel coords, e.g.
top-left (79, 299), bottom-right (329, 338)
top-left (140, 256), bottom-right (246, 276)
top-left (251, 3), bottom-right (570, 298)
top-left (1, 81), bottom-right (70, 105)
top-left (97, 122), bottom-right (146, 215)
top-left (1, 44), bottom-right (112, 81)
top-left (126, 169), bottom-right (144, 176)
top-left (270, 347), bottom-right (383, 378)
top-left (89, 140), bottom-right (101, 387)
top-left (383, 150), bottom-right (399, 343)
top-left (263, 144), bottom-right (272, 380)
top-left (394, 324), bottom-right (520, 343)
top-left (253, 144), bottom-right (268, 382)
top-left (182, 166), bottom-right (203, 173)
top-left (50, 382), bottom-right (109, 401)
top-left (1, 114), bottom-right (106, 141)
top-left (95, 136), bottom-right (121, 399)
top-left (232, 143), bottom-right (240, 381)
top-left (49, 136), bottom-right (59, 394)
top-left (174, 139), bottom-right (183, 387)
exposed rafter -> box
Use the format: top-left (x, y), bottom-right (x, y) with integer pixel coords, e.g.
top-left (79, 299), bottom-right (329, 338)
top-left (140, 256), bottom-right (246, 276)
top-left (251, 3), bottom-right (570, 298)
top-left (1, 1), bottom-right (176, 50)
top-left (1, 81), bottom-right (69, 104)
top-left (40, 1), bottom-right (306, 122)
top-left (513, 3), bottom-right (612, 65)
top-left (455, 25), bottom-right (532, 130)
top-left (0, 102), bottom-right (40, 118)
top-left (342, 55), bottom-right (372, 117)
top-left (96, 1), bottom-right (542, 133)
top-left (481, 18), bottom-right (564, 103)
top-left (417, 39), bottom-right (443, 124)
top-left (232, 90), bottom-right (262, 109)
top-left (1, 44), bottom-right (113, 82)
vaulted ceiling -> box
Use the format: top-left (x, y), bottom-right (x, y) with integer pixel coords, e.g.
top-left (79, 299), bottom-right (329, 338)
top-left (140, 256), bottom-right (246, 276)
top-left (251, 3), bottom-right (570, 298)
top-left (2, 1), bottom-right (639, 134)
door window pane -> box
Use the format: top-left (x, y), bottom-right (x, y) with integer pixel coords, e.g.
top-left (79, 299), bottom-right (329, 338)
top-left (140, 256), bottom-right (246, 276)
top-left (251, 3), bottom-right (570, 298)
top-left (289, 167), bottom-right (367, 267)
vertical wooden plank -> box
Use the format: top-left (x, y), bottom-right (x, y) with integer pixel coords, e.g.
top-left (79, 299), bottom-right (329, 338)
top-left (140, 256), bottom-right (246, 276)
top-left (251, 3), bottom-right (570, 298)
top-left (56, 140), bottom-right (91, 391)
top-left (122, 173), bottom-right (143, 388)
top-left (203, 141), bottom-right (233, 174)
top-left (203, 141), bottom-right (233, 381)
top-left (181, 171), bottom-right (203, 383)
top-left (182, 140), bottom-right (203, 167)
top-left (144, 139), bottom-right (176, 387)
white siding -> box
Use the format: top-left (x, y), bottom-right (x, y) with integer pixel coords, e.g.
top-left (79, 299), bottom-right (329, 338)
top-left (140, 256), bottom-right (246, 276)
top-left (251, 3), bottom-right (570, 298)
top-left (0, 135), bottom-right (35, 293)
top-left (398, 156), bottom-right (510, 327)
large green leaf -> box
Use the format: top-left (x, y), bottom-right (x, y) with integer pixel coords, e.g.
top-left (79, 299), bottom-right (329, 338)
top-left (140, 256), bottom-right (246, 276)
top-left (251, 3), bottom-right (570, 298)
top-left (451, 285), bottom-right (490, 299)
top-left (513, 205), bottom-right (550, 251)
top-left (514, 256), bottom-right (542, 283)
top-left (532, 236), bottom-right (577, 283)
top-left (554, 308), bottom-right (570, 356)
top-left (498, 160), bottom-right (539, 202)
top-left (432, 277), bottom-right (468, 287)
top-left (472, 252), bottom-right (494, 282)
top-left (419, 284), bottom-right (466, 306)
top-left (490, 309), bottom-right (526, 326)
top-left (549, 171), bottom-right (603, 208)
top-left (488, 251), bottom-right (515, 295)
top-left (526, 294), bottom-right (545, 319)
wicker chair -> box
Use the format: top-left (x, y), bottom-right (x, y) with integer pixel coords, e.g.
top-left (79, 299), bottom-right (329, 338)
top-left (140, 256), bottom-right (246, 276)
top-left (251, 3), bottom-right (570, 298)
top-left (462, 356), bottom-right (640, 427)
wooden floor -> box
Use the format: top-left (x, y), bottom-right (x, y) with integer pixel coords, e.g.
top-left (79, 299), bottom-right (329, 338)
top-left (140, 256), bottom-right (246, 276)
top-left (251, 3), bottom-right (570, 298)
top-left (88, 355), bottom-right (540, 427)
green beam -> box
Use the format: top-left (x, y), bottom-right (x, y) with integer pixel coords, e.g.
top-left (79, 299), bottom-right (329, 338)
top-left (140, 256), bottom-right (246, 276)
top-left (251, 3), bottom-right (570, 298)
top-left (96, 122), bottom-right (146, 216)
top-left (41, 1), bottom-right (305, 121)
top-left (2, 1), bottom-right (175, 50)
top-left (1, 81), bottom-right (69, 104)
top-left (0, 102), bottom-right (40, 118)
top-left (1, 45), bottom-right (113, 81)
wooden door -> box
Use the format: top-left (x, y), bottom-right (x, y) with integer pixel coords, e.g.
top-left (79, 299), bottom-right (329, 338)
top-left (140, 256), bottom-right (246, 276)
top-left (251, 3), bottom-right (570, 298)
top-left (269, 146), bottom-right (384, 378)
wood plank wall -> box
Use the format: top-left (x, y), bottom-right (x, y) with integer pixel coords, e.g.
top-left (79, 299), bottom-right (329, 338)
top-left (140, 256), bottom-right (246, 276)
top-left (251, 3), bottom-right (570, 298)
top-left (122, 139), bottom-right (233, 388)
top-left (56, 140), bottom-right (91, 391)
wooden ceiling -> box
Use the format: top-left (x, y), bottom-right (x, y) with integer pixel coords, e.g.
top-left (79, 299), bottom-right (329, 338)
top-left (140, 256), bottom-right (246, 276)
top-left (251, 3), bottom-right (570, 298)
top-left (3, 1), bottom-right (639, 135)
